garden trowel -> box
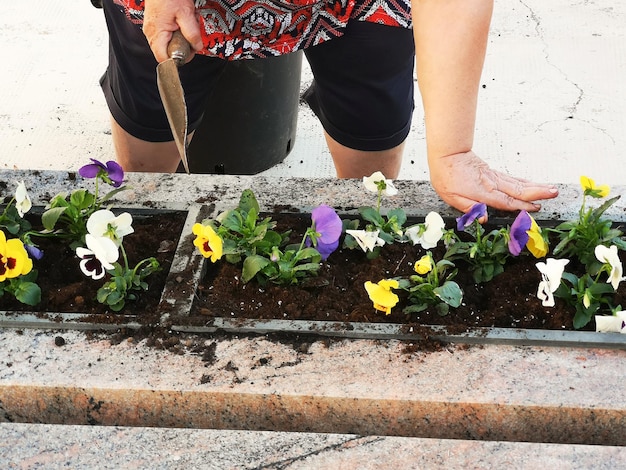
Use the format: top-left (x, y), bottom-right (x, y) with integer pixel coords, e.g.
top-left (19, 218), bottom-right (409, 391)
top-left (157, 30), bottom-right (191, 173)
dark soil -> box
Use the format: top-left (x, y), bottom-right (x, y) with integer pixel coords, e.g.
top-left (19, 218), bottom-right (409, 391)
top-left (191, 213), bottom-right (626, 333)
top-left (0, 210), bottom-right (186, 316)
top-left (4, 210), bottom-right (623, 338)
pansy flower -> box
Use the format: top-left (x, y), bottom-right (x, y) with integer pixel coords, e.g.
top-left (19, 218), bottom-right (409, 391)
top-left (87, 209), bottom-right (134, 246)
top-left (0, 232), bottom-right (33, 282)
top-left (76, 234), bottom-right (119, 280)
top-left (15, 180), bottom-right (32, 218)
top-left (405, 212), bottom-right (445, 249)
top-left (345, 229), bottom-right (386, 253)
top-left (508, 211), bottom-right (548, 258)
top-left (364, 279), bottom-right (400, 315)
top-left (305, 205), bottom-right (342, 260)
top-left (414, 254), bottom-right (433, 275)
top-left (594, 245), bottom-right (625, 290)
top-left (456, 203), bottom-right (487, 231)
top-left (580, 176), bottom-right (609, 198)
top-left (526, 218), bottom-right (548, 258)
top-left (508, 211), bottom-right (532, 256)
top-left (363, 171), bottom-right (398, 197)
top-left (192, 223), bottom-right (223, 262)
top-left (24, 243), bottom-right (44, 261)
top-left (79, 158), bottom-right (125, 188)
top-left (536, 258), bottom-right (570, 307)
top-left (595, 311), bottom-right (626, 334)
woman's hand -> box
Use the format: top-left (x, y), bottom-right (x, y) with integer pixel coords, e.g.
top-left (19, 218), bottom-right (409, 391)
top-left (142, 0), bottom-right (203, 63)
top-left (429, 150), bottom-right (559, 215)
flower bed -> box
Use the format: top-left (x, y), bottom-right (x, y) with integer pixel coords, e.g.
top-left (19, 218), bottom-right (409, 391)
top-left (178, 174), bottom-right (626, 348)
top-left (0, 161), bottom-right (206, 331)
top-left (1, 168), bottom-right (625, 349)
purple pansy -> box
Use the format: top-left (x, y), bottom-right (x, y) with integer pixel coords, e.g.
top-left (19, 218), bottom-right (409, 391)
top-left (456, 203), bottom-right (487, 231)
top-left (79, 159), bottom-right (124, 188)
top-left (306, 205), bottom-right (342, 260)
top-left (25, 243), bottom-right (44, 260)
top-left (508, 210), bottom-right (532, 256)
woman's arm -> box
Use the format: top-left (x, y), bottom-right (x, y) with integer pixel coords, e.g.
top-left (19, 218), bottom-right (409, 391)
top-left (412, 0), bottom-right (558, 213)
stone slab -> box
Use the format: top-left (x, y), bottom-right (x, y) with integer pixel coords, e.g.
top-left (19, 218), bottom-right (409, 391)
top-left (2, 423), bottom-right (625, 469)
top-left (2, 329), bottom-right (625, 446)
top-left (5, 170), bottom-right (626, 223)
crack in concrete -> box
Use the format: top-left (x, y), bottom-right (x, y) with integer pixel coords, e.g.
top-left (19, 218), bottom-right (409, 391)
top-left (518, 0), bottom-right (614, 143)
top-left (252, 436), bottom-right (385, 469)
top-left (518, 0), bottom-right (583, 116)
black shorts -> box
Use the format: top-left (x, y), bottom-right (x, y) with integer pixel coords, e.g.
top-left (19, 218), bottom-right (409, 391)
top-left (100, 1), bottom-right (415, 151)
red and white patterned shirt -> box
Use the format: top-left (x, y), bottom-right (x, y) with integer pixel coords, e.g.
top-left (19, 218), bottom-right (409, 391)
top-left (115, 0), bottom-right (412, 59)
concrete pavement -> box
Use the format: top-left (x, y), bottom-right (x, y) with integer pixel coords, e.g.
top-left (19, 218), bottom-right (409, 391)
top-left (1, 0), bottom-right (625, 184)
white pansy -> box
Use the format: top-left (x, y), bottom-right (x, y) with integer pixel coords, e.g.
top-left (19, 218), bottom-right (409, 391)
top-left (15, 180), bottom-right (32, 217)
top-left (536, 258), bottom-right (570, 307)
top-left (405, 212), bottom-right (445, 249)
top-left (76, 234), bottom-right (119, 280)
top-left (346, 229), bottom-right (386, 253)
top-left (362, 171), bottom-right (398, 197)
top-left (87, 209), bottom-right (134, 245)
top-left (594, 245), bottom-right (625, 290)
top-left (595, 311), bottom-right (626, 334)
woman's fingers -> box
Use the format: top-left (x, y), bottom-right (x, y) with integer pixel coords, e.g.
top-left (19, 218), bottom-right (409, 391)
top-left (430, 151), bottom-right (559, 214)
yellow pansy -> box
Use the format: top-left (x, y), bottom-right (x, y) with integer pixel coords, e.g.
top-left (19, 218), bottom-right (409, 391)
top-left (192, 223), bottom-right (223, 263)
top-left (0, 232), bottom-right (33, 282)
top-left (414, 255), bottom-right (433, 275)
top-left (364, 279), bottom-right (400, 315)
top-left (526, 218), bottom-right (548, 258)
top-left (580, 176), bottom-right (609, 198)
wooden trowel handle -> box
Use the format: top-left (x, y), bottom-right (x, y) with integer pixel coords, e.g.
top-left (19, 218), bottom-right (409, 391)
top-left (168, 30), bottom-right (191, 66)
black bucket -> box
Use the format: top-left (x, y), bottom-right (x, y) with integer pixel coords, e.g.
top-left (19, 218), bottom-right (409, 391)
top-left (186, 51), bottom-right (302, 174)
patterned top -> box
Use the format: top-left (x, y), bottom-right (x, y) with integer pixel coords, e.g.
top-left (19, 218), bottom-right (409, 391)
top-left (115, 0), bottom-right (412, 59)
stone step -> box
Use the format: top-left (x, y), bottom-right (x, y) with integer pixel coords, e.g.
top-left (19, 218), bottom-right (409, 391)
top-left (2, 330), bottom-right (626, 446)
top-left (2, 423), bottom-right (624, 469)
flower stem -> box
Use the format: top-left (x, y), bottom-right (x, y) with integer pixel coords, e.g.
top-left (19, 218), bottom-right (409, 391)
top-left (120, 244), bottom-right (129, 271)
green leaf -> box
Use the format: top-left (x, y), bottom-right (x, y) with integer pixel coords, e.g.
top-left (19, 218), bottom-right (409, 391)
top-left (560, 272), bottom-right (578, 286)
top-left (69, 189), bottom-right (95, 209)
top-left (47, 193), bottom-right (70, 208)
top-left (109, 298), bottom-right (126, 312)
top-left (342, 219), bottom-right (360, 231)
top-left (434, 281), bottom-right (463, 308)
top-left (14, 282), bottom-right (41, 306)
top-left (1, 219), bottom-right (20, 235)
top-left (359, 206), bottom-right (384, 226)
top-left (587, 282), bottom-right (615, 296)
top-left (239, 189), bottom-right (260, 214)
top-left (342, 234), bottom-right (359, 250)
top-left (591, 195), bottom-right (621, 219)
top-left (435, 303), bottom-right (450, 317)
top-left (387, 208), bottom-right (407, 227)
top-left (42, 207), bottom-right (68, 231)
top-left (403, 303), bottom-right (428, 314)
top-left (292, 262), bottom-right (321, 273)
top-left (219, 210), bottom-right (244, 233)
top-left (262, 230), bottom-right (283, 247)
top-left (573, 305), bottom-right (595, 329)
top-left (294, 247), bottom-right (322, 263)
top-left (242, 255), bottom-right (271, 283)
top-left (99, 185), bottom-right (128, 203)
